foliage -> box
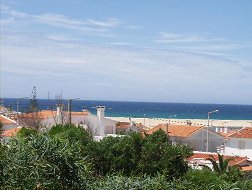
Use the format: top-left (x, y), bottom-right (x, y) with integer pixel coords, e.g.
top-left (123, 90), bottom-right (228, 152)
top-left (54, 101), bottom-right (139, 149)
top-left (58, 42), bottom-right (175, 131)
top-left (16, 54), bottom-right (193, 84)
top-left (49, 124), bottom-right (93, 145)
top-left (0, 121), bottom-right (3, 138)
top-left (16, 127), bottom-right (38, 139)
top-left (29, 86), bottom-right (38, 112)
top-left (1, 134), bottom-right (92, 190)
top-left (1, 124), bottom-right (251, 189)
top-left (88, 174), bottom-right (252, 190)
top-left (206, 153), bottom-right (242, 182)
top-left (138, 130), bottom-right (192, 179)
top-left (0, 143), bottom-right (7, 185)
top-left (85, 133), bottom-right (143, 176)
top-left (206, 153), bottom-right (233, 174)
top-left (86, 130), bottom-right (192, 179)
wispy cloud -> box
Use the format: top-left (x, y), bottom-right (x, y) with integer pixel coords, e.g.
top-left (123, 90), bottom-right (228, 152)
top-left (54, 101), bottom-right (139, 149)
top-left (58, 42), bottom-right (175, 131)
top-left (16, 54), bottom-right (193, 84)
top-left (0, 5), bottom-right (123, 33)
top-left (86, 18), bottom-right (121, 28)
top-left (155, 32), bottom-right (224, 43)
top-left (153, 32), bottom-right (252, 56)
top-left (1, 31), bottom-right (252, 102)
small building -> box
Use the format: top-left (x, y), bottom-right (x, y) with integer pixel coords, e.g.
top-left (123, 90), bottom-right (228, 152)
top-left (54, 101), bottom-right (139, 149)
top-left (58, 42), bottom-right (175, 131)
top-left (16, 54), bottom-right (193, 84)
top-left (116, 121), bottom-right (144, 134)
top-left (18, 105), bottom-right (117, 137)
top-left (146, 124), bottom-right (224, 152)
top-left (188, 151), bottom-right (252, 172)
top-left (0, 114), bottom-right (18, 130)
top-left (223, 127), bottom-right (252, 160)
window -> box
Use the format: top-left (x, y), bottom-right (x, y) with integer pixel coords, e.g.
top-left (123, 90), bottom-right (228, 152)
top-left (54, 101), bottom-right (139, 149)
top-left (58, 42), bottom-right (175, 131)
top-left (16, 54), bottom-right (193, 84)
top-left (238, 140), bottom-right (245, 149)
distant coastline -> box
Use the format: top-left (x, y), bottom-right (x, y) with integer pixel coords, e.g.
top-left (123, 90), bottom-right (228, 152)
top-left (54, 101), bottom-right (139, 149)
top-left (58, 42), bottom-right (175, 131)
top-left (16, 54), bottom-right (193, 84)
top-left (2, 98), bottom-right (252, 120)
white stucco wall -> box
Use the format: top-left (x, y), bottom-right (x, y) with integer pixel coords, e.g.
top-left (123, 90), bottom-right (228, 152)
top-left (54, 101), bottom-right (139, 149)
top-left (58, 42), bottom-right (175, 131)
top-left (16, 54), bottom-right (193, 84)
top-left (225, 138), bottom-right (252, 160)
top-left (170, 129), bottom-right (224, 152)
top-left (71, 114), bottom-right (117, 136)
top-left (39, 113), bottom-right (117, 136)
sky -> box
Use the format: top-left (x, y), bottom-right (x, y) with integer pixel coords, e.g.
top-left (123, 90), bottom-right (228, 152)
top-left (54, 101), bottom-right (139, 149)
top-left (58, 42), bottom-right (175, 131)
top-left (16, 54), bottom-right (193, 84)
top-left (1, 0), bottom-right (252, 104)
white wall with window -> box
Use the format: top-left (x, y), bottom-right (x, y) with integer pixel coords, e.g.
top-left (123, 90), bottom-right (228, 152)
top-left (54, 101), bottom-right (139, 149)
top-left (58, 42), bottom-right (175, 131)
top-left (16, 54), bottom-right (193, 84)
top-left (225, 138), bottom-right (252, 159)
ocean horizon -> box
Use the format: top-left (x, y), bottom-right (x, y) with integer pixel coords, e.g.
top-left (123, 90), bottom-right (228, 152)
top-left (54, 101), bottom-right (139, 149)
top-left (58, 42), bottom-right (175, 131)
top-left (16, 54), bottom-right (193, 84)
top-left (2, 98), bottom-right (252, 120)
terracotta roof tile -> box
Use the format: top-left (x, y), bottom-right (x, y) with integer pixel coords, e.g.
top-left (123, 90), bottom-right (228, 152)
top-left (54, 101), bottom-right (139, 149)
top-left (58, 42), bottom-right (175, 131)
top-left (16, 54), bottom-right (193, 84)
top-left (146, 124), bottom-right (204, 138)
top-left (0, 115), bottom-right (16, 124)
top-left (218, 131), bottom-right (237, 138)
top-left (229, 127), bottom-right (252, 139)
top-left (1, 127), bottom-right (22, 137)
top-left (22, 110), bottom-right (89, 119)
top-left (241, 166), bottom-right (252, 171)
top-left (116, 122), bottom-right (130, 129)
top-left (188, 152), bottom-right (248, 166)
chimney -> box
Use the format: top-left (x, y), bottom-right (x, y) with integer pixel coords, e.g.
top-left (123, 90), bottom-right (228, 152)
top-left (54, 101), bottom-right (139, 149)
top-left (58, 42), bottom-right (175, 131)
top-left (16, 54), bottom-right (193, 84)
top-left (215, 127), bottom-right (219, 133)
top-left (56, 104), bottom-right (64, 124)
top-left (224, 127), bottom-right (228, 133)
top-left (129, 118), bottom-right (133, 126)
top-left (97, 106), bottom-right (105, 136)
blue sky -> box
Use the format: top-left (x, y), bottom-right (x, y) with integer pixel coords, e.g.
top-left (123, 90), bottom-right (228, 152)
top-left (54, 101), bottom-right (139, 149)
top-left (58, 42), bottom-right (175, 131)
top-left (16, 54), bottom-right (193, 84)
top-left (1, 0), bottom-right (252, 104)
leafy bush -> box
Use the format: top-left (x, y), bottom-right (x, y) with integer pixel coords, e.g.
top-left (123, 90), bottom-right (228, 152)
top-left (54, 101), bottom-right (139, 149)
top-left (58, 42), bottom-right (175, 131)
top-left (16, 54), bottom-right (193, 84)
top-left (1, 134), bottom-right (92, 190)
top-left (16, 127), bottom-right (38, 139)
top-left (85, 133), bottom-right (143, 176)
top-left (138, 130), bottom-right (192, 179)
top-left (88, 174), bottom-right (252, 190)
top-left (49, 124), bottom-right (93, 145)
top-left (86, 130), bottom-right (192, 179)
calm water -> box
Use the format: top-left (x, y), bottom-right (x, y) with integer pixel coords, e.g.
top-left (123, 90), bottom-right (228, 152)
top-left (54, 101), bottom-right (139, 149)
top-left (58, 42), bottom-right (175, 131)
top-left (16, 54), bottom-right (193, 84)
top-left (2, 98), bottom-right (252, 120)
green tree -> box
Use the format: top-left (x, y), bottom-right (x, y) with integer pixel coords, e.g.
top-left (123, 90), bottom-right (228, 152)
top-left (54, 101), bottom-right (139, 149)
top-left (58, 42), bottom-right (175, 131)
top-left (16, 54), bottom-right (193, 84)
top-left (139, 130), bottom-right (192, 179)
top-left (29, 86), bottom-right (38, 112)
top-left (206, 153), bottom-right (233, 174)
top-left (85, 133), bottom-right (143, 176)
top-left (206, 153), bottom-right (242, 182)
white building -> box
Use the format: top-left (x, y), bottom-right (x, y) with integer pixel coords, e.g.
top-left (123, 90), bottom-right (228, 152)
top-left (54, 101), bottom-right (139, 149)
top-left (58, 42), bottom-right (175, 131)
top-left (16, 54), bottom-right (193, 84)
top-left (147, 124), bottom-right (224, 152)
top-left (224, 127), bottom-right (252, 160)
top-left (19, 105), bottom-right (117, 137)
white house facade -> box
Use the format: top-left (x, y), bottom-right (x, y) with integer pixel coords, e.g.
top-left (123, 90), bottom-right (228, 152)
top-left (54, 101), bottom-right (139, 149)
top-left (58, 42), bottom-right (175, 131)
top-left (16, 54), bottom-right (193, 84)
top-left (224, 127), bottom-right (252, 160)
top-left (147, 124), bottom-right (224, 152)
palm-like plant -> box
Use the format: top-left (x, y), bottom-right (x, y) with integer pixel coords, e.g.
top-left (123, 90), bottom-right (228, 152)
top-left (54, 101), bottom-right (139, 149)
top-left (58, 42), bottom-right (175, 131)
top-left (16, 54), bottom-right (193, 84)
top-left (206, 153), bottom-right (233, 174)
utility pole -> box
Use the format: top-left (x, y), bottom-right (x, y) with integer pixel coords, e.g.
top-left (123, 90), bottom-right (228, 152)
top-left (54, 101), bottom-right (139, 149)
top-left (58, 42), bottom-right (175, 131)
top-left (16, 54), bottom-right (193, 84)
top-left (68, 99), bottom-right (72, 124)
top-left (206, 110), bottom-right (219, 152)
top-left (68, 98), bottom-right (80, 124)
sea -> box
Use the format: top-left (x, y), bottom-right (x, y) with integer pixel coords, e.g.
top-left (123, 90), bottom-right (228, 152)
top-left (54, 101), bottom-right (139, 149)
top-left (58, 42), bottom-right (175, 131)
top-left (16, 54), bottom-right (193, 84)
top-left (2, 98), bottom-right (252, 120)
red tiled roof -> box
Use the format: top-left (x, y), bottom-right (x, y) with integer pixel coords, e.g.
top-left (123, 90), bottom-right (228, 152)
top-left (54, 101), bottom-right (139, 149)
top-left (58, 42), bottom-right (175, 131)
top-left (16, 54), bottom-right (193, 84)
top-left (218, 131), bottom-right (237, 138)
top-left (241, 166), bottom-right (252, 171)
top-left (188, 152), bottom-right (248, 166)
top-left (0, 115), bottom-right (16, 124)
top-left (229, 127), bottom-right (252, 139)
top-left (146, 124), bottom-right (204, 138)
top-left (116, 122), bottom-right (130, 129)
top-left (1, 127), bottom-right (22, 137)
top-left (21, 110), bottom-right (89, 119)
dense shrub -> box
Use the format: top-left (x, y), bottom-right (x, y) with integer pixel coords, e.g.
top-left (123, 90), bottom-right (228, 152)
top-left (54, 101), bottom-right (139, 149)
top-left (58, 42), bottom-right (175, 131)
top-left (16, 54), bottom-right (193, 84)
top-left (48, 124), bottom-right (93, 145)
top-left (86, 130), bottom-right (192, 178)
top-left (16, 127), bottom-right (38, 139)
top-left (138, 130), bottom-right (191, 179)
top-left (85, 133), bottom-right (143, 176)
top-left (1, 134), bottom-right (92, 190)
top-left (88, 174), bottom-right (252, 190)
top-left (1, 124), bottom-right (251, 189)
